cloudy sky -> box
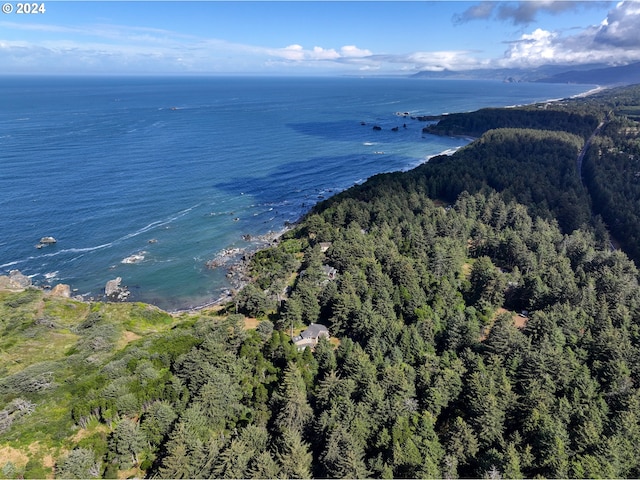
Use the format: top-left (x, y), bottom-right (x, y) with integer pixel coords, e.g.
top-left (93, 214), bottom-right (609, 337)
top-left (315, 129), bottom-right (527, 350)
top-left (1, 1), bottom-right (639, 75)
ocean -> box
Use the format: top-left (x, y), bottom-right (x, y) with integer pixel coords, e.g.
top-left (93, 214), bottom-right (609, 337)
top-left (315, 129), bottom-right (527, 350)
top-left (0, 76), bottom-right (594, 310)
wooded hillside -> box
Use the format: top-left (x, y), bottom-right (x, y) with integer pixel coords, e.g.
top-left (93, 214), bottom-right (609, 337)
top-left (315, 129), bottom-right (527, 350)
top-left (2, 84), bottom-right (640, 479)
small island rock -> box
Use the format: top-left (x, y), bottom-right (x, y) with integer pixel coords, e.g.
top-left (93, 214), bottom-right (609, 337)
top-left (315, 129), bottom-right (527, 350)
top-left (105, 277), bottom-right (122, 296)
top-left (36, 236), bottom-right (57, 249)
top-left (122, 253), bottom-right (145, 264)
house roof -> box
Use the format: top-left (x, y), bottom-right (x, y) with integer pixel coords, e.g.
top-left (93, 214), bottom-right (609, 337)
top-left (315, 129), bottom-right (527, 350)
top-left (300, 323), bottom-right (330, 339)
top-left (322, 265), bottom-right (337, 275)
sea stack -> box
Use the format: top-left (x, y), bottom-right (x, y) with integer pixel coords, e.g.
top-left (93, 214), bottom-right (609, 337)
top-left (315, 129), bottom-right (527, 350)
top-left (36, 236), bottom-right (57, 249)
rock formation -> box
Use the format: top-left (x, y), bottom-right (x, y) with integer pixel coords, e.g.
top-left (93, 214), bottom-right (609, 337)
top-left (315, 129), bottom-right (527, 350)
top-left (49, 284), bottom-right (71, 298)
top-left (121, 253), bottom-right (145, 264)
top-left (36, 237), bottom-right (57, 249)
top-left (104, 277), bottom-right (130, 301)
top-left (10, 270), bottom-right (31, 288)
top-left (0, 270), bottom-right (32, 291)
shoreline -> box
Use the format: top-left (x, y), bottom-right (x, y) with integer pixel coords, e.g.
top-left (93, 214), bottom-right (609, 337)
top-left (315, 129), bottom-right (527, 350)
top-left (570, 84), bottom-right (606, 98)
top-left (154, 135), bottom-right (479, 314)
top-left (168, 226), bottom-right (294, 314)
top-left (4, 83), bottom-right (601, 315)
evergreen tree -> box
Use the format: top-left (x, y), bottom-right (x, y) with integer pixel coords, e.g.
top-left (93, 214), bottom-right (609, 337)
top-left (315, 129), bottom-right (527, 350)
top-left (272, 362), bottom-right (313, 435)
top-left (55, 448), bottom-right (100, 479)
top-left (248, 451), bottom-right (281, 479)
top-left (320, 425), bottom-right (370, 478)
top-left (277, 428), bottom-right (313, 479)
top-left (108, 418), bottom-right (146, 469)
top-left (213, 439), bottom-right (253, 479)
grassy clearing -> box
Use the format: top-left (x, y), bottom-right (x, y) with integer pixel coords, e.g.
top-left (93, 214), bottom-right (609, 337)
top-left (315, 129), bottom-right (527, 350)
top-left (116, 330), bottom-right (142, 350)
top-left (514, 312), bottom-right (528, 329)
top-left (0, 445), bottom-right (29, 469)
top-left (1, 331), bottom-right (80, 376)
top-left (243, 317), bottom-right (260, 330)
top-left (461, 261), bottom-right (473, 278)
top-left (479, 307), bottom-right (518, 341)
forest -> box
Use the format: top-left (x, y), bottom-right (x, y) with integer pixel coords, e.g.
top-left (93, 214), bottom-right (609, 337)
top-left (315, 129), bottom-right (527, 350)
top-left (1, 84), bottom-right (640, 478)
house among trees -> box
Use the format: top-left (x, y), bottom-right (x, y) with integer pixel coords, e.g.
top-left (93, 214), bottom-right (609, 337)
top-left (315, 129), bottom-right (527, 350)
top-left (298, 264), bottom-right (336, 282)
top-left (293, 323), bottom-right (330, 351)
top-left (322, 265), bottom-right (337, 280)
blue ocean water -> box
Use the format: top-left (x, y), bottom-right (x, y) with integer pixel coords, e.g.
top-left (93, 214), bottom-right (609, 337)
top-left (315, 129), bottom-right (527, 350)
top-left (0, 76), bottom-right (593, 310)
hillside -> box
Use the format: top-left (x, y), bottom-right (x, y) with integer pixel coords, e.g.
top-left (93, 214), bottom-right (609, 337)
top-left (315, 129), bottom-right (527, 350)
top-left (411, 61), bottom-right (640, 86)
top-left (536, 61), bottom-right (640, 86)
top-left (2, 85), bottom-right (640, 478)
top-left (420, 84), bottom-right (640, 264)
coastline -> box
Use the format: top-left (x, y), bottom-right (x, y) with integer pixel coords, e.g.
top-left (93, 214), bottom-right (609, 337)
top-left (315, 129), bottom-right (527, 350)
top-left (570, 84), bottom-right (606, 98)
top-left (169, 227), bottom-right (293, 314)
top-left (2, 82), bottom-right (601, 315)
top-left (138, 139), bottom-right (477, 315)
top-left (0, 228), bottom-right (289, 316)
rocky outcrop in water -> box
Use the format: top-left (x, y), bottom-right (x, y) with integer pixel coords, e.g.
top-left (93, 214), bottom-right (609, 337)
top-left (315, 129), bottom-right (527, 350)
top-left (36, 237), bottom-right (57, 249)
top-left (105, 277), bottom-right (130, 301)
top-left (205, 248), bottom-right (243, 269)
top-left (121, 253), bottom-right (145, 264)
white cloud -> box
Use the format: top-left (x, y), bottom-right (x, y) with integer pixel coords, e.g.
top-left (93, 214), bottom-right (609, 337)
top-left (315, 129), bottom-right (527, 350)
top-left (367, 49), bottom-right (485, 73)
top-left (275, 44), bottom-right (305, 61)
top-left (501, 28), bottom-right (558, 67)
top-left (411, 50), bottom-right (483, 71)
top-left (499, 1), bottom-right (640, 68)
top-left (310, 46), bottom-right (340, 60)
top-left (340, 45), bottom-right (372, 58)
top-left (2, 1), bottom-right (639, 75)
top-left (594, 0), bottom-right (640, 48)
top-left (266, 43), bottom-right (372, 63)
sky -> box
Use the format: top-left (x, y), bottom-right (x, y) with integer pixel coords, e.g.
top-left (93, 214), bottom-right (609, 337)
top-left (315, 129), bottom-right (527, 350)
top-left (1, 1), bottom-right (640, 75)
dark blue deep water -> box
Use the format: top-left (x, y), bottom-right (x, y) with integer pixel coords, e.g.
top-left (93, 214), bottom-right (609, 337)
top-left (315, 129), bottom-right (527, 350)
top-left (0, 76), bottom-right (593, 310)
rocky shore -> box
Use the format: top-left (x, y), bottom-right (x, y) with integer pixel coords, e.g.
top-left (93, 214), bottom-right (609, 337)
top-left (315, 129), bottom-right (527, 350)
top-left (0, 268), bottom-right (129, 303)
top-left (154, 229), bottom-right (291, 314)
top-left (0, 269), bottom-right (75, 300)
top-left (104, 277), bottom-right (130, 301)
top-left (1, 227), bottom-right (292, 316)
top-left (204, 229), bottom-right (287, 291)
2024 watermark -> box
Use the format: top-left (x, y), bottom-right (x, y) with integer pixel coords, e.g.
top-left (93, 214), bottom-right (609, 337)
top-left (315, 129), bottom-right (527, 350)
top-left (2, 3), bottom-right (46, 14)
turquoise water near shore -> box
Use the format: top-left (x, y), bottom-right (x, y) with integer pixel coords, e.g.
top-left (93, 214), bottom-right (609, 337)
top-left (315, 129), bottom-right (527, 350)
top-left (0, 76), bottom-right (593, 310)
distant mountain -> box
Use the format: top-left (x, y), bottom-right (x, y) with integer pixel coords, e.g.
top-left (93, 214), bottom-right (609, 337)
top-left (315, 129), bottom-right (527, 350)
top-left (412, 61), bottom-right (640, 86)
top-left (535, 61), bottom-right (640, 86)
top-left (410, 64), bottom-right (606, 82)
top-left (410, 66), bottom-right (554, 82)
